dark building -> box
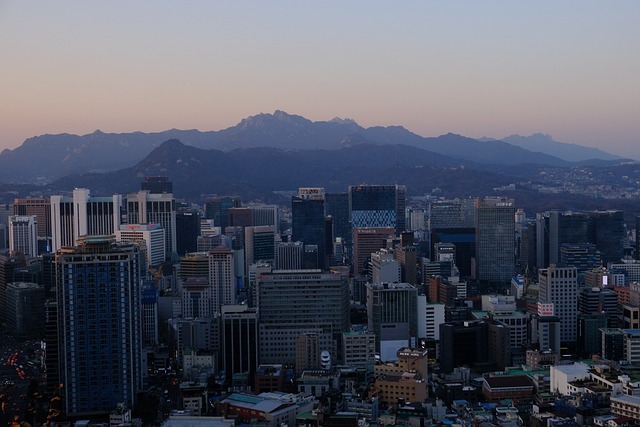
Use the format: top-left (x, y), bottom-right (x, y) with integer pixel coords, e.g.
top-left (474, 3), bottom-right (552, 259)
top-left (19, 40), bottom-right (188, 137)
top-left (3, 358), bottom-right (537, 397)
top-left (325, 192), bottom-right (351, 245)
top-left (578, 286), bottom-right (618, 317)
top-left (589, 210), bottom-right (625, 264)
top-left (176, 207), bottom-right (201, 255)
top-left (475, 197), bottom-right (515, 292)
top-left (141, 176), bottom-right (173, 194)
top-left (349, 185), bottom-right (406, 236)
top-left (292, 194), bottom-right (328, 270)
top-left (228, 207), bottom-right (253, 228)
top-left (0, 252), bottom-right (27, 325)
top-left (205, 196), bottom-right (241, 230)
top-left (222, 305), bottom-right (258, 387)
top-left (439, 320), bottom-right (488, 374)
top-left (430, 229), bottom-right (475, 279)
top-left (577, 313), bottom-right (609, 358)
top-left (561, 243), bottom-right (601, 283)
top-left (601, 328), bottom-right (625, 362)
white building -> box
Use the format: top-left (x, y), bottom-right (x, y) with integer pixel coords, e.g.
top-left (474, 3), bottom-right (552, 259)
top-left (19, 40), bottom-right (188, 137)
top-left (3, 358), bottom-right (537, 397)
top-left (342, 329), bottom-right (376, 368)
top-left (549, 362), bottom-right (591, 395)
top-left (126, 190), bottom-right (176, 255)
top-left (8, 215), bottom-right (38, 257)
top-left (50, 188), bottom-right (122, 251)
top-left (115, 223), bottom-right (166, 267)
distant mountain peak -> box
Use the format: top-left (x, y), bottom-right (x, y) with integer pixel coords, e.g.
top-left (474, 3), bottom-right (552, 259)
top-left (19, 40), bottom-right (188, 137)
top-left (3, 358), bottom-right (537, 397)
top-left (329, 117), bottom-right (358, 125)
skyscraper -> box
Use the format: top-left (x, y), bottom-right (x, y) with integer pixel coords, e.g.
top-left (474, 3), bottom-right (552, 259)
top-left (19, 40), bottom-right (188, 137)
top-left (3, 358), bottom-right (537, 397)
top-left (54, 236), bottom-right (143, 416)
top-left (292, 188), bottom-right (328, 269)
top-left (50, 188), bottom-right (123, 251)
top-left (325, 192), bottom-right (351, 244)
top-left (222, 304), bottom-right (258, 386)
top-left (475, 196), bottom-right (515, 291)
top-left (13, 197), bottom-right (51, 240)
top-left (349, 184), bottom-right (406, 236)
top-left (352, 227), bottom-right (394, 277)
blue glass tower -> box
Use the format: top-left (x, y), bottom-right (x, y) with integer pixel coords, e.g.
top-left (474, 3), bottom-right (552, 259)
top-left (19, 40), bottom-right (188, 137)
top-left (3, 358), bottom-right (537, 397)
top-left (292, 193), bottom-right (327, 269)
top-left (348, 184), bottom-right (406, 236)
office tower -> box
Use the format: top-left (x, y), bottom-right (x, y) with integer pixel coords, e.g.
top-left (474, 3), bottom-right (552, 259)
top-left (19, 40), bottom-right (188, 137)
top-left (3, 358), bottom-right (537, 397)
top-left (244, 226), bottom-right (275, 273)
top-left (636, 216), bottom-right (640, 261)
top-left (589, 210), bottom-right (625, 264)
top-left (429, 199), bottom-right (476, 278)
top-left (209, 246), bottom-right (236, 314)
top-left (366, 282), bottom-right (418, 360)
top-left (295, 333), bottom-right (321, 372)
top-left (487, 320), bottom-right (511, 371)
top-left (577, 313), bottom-right (609, 358)
top-left (176, 207), bottom-right (201, 255)
top-left (5, 282), bottom-right (45, 338)
top-left (115, 224), bottom-right (166, 267)
top-left (538, 211), bottom-right (592, 268)
top-left (180, 252), bottom-right (210, 280)
top-left (439, 321), bottom-right (488, 374)
top-left (275, 241), bottom-right (304, 270)
top-left (407, 208), bottom-right (426, 232)
top-left (349, 184), bottom-right (406, 236)
top-left (292, 188), bottom-right (327, 269)
top-left (141, 280), bottom-right (159, 347)
top-left (417, 296), bottom-right (445, 341)
top-left (371, 250), bottom-right (401, 284)
top-left (182, 277), bottom-right (212, 318)
top-left (222, 304), bottom-right (258, 386)
top-left (352, 227), bottom-right (394, 277)
top-left (560, 243), bottom-right (601, 283)
top-left (395, 232), bottom-right (418, 285)
top-left (228, 208), bottom-right (253, 228)
top-left (9, 215), bottom-right (38, 257)
top-left (0, 253), bottom-right (27, 325)
top-left (141, 176), bottom-right (173, 194)
top-left (250, 205), bottom-right (280, 233)
top-left (13, 197), bottom-right (51, 239)
top-left (50, 188), bottom-right (123, 252)
top-left (538, 265), bottom-right (578, 347)
top-left (475, 196), bottom-right (516, 291)
top-left (126, 190), bottom-right (176, 256)
top-left (204, 196), bottom-right (241, 230)
top-left (519, 219), bottom-right (537, 275)
top-left (325, 192), bottom-right (351, 244)
top-left (54, 236), bottom-right (142, 416)
top-left (342, 330), bottom-right (376, 369)
top-left (257, 270), bottom-right (350, 365)
top-left (429, 199), bottom-right (476, 230)
top-left (578, 286), bottom-right (618, 316)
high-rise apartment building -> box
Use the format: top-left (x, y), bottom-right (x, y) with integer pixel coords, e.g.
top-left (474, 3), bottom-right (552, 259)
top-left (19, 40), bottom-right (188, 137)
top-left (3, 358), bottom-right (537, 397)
top-left (349, 184), bottom-right (406, 236)
top-left (475, 196), bottom-right (515, 291)
top-left (256, 269), bottom-right (350, 365)
top-left (50, 189), bottom-right (123, 251)
top-left (126, 190), bottom-right (176, 256)
top-left (9, 215), bottom-right (38, 257)
top-left (53, 236), bottom-right (143, 416)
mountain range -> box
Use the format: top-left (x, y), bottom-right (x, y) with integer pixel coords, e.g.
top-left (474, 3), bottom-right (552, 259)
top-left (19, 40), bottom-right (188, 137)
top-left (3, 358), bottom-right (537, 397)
top-left (0, 110), bottom-right (627, 183)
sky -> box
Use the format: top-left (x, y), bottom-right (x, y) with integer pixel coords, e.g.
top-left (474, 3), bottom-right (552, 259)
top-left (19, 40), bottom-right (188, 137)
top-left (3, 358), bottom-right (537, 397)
top-left (1, 1), bottom-right (639, 158)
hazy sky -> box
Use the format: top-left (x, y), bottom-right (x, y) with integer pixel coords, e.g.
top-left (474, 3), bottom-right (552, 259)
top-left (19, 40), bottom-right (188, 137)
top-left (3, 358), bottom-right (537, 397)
top-left (1, 1), bottom-right (639, 158)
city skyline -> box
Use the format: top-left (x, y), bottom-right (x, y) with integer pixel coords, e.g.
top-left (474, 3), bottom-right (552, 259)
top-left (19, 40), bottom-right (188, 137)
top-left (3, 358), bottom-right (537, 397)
top-left (1, 1), bottom-right (639, 158)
